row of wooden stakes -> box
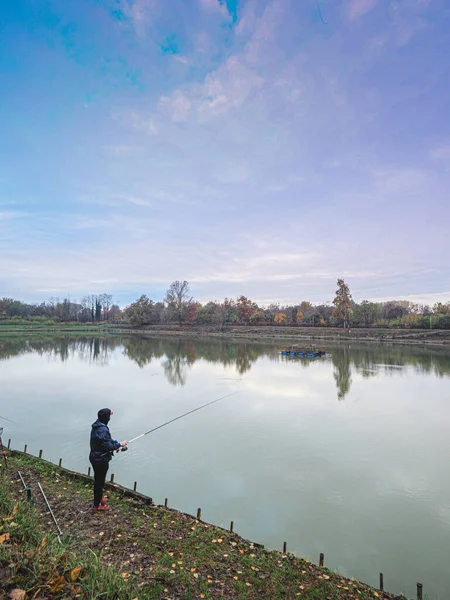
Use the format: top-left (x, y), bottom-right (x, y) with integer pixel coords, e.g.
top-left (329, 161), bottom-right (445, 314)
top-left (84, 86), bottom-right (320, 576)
top-left (8, 440), bottom-right (425, 600)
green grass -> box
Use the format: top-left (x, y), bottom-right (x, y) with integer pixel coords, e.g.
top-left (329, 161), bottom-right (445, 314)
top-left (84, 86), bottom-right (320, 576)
top-left (0, 476), bottom-right (141, 599)
top-left (0, 453), bottom-right (408, 599)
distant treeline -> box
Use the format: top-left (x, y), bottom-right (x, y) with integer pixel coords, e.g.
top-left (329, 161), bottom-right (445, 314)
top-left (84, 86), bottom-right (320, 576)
top-left (1, 279), bottom-right (450, 329)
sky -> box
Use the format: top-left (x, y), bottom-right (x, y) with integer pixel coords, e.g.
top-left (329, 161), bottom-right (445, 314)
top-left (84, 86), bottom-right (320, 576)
top-left (1, 0), bottom-right (449, 307)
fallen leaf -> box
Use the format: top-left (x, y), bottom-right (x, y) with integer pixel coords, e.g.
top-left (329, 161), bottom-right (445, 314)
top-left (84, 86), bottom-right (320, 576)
top-left (98, 531), bottom-right (104, 537)
top-left (48, 575), bottom-right (66, 593)
top-left (193, 573), bottom-right (199, 579)
top-left (70, 566), bottom-right (82, 581)
top-left (0, 532), bottom-right (11, 544)
top-left (9, 590), bottom-right (27, 600)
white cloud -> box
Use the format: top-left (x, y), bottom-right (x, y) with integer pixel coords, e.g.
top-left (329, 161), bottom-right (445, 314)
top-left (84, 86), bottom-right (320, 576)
top-left (346, 0), bottom-right (378, 21)
top-left (119, 0), bottom-right (156, 36)
top-left (430, 146), bottom-right (450, 161)
top-left (199, 0), bottom-right (229, 18)
top-left (156, 55), bottom-right (264, 123)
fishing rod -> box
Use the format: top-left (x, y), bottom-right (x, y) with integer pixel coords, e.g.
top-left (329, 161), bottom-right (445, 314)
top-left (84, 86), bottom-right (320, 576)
top-left (115, 390), bottom-right (241, 454)
top-left (38, 482), bottom-right (63, 542)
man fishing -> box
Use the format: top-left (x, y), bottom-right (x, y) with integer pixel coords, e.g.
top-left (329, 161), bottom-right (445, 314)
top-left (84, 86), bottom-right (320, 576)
top-left (89, 408), bottom-right (127, 511)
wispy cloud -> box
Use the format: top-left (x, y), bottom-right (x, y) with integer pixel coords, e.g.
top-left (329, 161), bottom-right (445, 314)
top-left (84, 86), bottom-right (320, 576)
top-left (346, 0), bottom-right (378, 21)
top-left (1, 0), bottom-right (449, 304)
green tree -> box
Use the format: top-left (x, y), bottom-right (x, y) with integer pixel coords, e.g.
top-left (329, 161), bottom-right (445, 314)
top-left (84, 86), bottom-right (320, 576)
top-left (124, 295), bottom-right (156, 326)
top-left (354, 300), bottom-right (380, 327)
top-left (332, 279), bottom-right (353, 330)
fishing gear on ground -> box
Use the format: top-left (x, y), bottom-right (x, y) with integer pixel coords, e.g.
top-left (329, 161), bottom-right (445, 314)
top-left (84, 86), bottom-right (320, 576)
top-left (0, 427), bottom-right (8, 470)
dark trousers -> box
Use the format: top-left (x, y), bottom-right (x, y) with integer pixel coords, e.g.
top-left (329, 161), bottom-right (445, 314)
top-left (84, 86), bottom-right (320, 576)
top-left (91, 460), bottom-right (109, 506)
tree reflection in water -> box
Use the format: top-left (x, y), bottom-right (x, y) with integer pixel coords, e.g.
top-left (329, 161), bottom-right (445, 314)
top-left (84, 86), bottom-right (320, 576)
top-left (1, 335), bottom-right (450, 395)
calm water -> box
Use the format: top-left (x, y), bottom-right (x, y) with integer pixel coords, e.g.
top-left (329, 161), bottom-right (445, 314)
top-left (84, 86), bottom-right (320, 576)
top-left (1, 335), bottom-right (450, 599)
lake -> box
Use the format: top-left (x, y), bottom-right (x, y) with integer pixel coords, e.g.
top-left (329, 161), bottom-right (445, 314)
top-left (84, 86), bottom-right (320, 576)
top-left (1, 334), bottom-right (449, 599)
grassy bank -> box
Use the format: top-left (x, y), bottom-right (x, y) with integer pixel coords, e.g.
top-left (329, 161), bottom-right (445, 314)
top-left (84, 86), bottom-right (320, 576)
top-left (0, 322), bottom-right (449, 345)
top-left (0, 452), bottom-right (407, 600)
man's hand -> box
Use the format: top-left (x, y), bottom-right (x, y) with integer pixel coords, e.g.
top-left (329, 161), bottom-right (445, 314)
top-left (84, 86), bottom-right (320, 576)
top-left (121, 441), bottom-right (128, 447)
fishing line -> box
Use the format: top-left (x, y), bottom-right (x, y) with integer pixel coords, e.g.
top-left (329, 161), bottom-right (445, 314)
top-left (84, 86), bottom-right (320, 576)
top-left (126, 390), bottom-right (241, 446)
top-left (104, 390), bottom-right (242, 458)
top-left (0, 414), bottom-right (17, 424)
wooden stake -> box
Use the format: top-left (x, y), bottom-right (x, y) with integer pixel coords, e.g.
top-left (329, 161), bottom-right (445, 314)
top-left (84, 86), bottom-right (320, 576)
top-left (58, 458), bottom-right (62, 467)
top-left (88, 467), bottom-right (91, 476)
top-left (164, 498), bottom-right (168, 508)
top-left (230, 521), bottom-right (234, 533)
top-left (417, 583), bottom-right (423, 600)
top-left (7, 439), bottom-right (11, 449)
top-left (24, 444), bottom-right (27, 454)
top-left (39, 449), bottom-right (43, 459)
top-left (283, 541), bottom-right (287, 553)
top-left (110, 473), bottom-right (114, 483)
top-left (197, 508), bottom-right (201, 520)
top-left (379, 573), bottom-right (384, 591)
top-left (319, 553), bottom-right (324, 567)
top-left (133, 481), bottom-right (137, 491)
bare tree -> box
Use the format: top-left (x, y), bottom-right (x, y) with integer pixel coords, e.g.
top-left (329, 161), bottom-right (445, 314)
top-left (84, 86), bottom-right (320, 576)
top-left (165, 281), bottom-right (193, 326)
top-left (99, 293), bottom-right (113, 321)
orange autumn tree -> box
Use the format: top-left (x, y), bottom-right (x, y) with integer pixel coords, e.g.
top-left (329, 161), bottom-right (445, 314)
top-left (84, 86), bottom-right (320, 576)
top-left (296, 310), bottom-right (303, 324)
top-left (274, 312), bottom-right (287, 324)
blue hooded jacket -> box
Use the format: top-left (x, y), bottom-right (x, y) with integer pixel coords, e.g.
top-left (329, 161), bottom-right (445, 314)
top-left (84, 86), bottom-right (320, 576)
top-left (90, 419), bottom-right (121, 464)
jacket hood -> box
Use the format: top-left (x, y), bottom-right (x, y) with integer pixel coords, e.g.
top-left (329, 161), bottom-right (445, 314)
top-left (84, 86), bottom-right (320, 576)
top-left (91, 419), bottom-right (108, 429)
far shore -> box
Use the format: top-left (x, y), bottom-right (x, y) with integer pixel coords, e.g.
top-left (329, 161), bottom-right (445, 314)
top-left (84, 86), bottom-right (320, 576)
top-left (0, 322), bottom-right (450, 346)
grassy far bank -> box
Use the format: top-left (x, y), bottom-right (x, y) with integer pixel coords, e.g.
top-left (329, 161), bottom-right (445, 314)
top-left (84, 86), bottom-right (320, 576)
top-left (0, 322), bottom-right (450, 345)
top-left (0, 453), bottom-right (407, 600)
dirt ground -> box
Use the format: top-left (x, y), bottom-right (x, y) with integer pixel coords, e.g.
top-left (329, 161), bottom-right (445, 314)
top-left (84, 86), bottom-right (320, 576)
top-left (0, 452), bottom-right (409, 600)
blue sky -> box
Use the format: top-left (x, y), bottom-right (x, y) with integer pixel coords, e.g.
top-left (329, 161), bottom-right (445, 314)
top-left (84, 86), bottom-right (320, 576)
top-left (1, 0), bottom-right (449, 306)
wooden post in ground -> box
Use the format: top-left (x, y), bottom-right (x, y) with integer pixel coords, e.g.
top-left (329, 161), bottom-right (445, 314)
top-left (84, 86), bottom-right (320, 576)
top-left (7, 439), bottom-right (11, 449)
top-left (379, 573), bottom-right (384, 591)
top-left (283, 542), bottom-right (287, 553)
top-left (88, 467), bottom-right (91, 476)
top-left (110, 473), bottom-right (114, 483)
top-left (58, 458), bottom-right (62, 467)
top-left (197, 508), bottom-right (201, 520)
top-left (39, 449), bottom-right (43, 459)
top-left (164, 498), bottom-right (168, 508)
top-left (24, 444), bottom-right (27, 454)
top-left (133, 481), bottom-right (137, 491)
top-left (417, 583), bottom-right (423, 600)
top-left (230, 521), bottom-right (234, 533)
top-left (319, 553), bottom-right (324, 567)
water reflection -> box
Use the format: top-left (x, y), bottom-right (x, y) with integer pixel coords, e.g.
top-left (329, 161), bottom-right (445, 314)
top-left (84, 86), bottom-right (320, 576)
top-left (1, 336), bottom-right (450, 400)
top-left (332, 346), bottom-right (352, 401)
